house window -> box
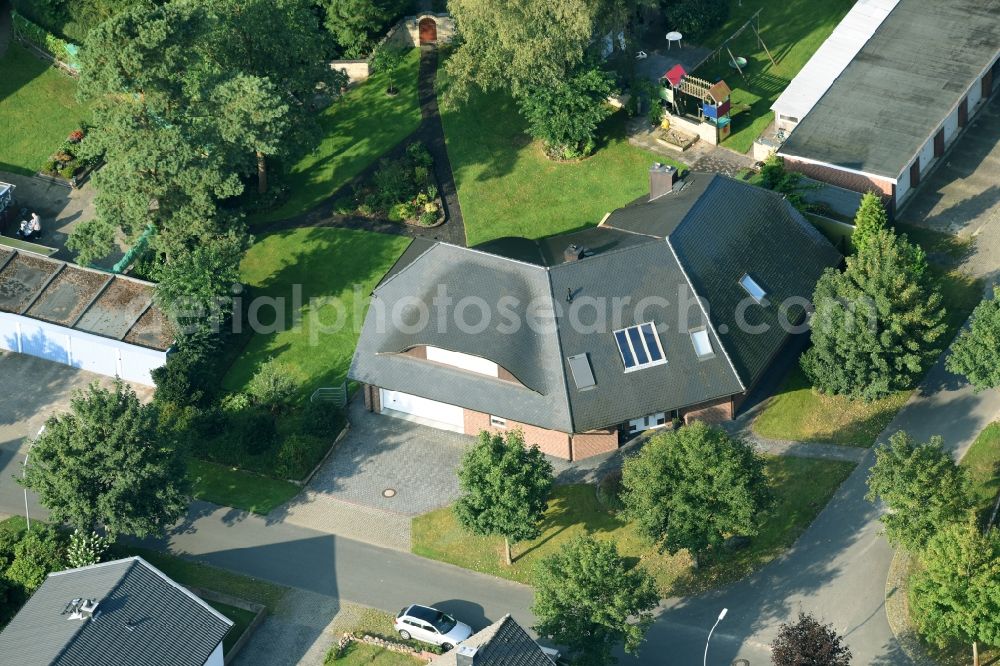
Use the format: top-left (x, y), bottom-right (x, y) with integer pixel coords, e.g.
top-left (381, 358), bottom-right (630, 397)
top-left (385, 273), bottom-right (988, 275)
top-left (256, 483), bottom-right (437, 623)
top-left (690, 328), bottom-right (714, 358)
top-left (613, 323), bottom-right (667, 372)
top-left (739, 274), bottom-right (767, 303)
top-left (490, 415), bottom-right (507, 428)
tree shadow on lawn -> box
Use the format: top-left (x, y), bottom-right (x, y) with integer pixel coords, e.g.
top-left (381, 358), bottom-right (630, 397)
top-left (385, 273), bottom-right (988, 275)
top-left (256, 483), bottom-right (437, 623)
top-left (442, 91), bottom-right (530, 187)
top-left (223, 226), bottom-right (410, 394)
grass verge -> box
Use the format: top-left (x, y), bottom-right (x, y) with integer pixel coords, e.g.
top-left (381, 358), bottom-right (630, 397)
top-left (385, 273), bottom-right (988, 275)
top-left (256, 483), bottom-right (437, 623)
top-left (0, 44), bottom-right (92, 175)
top-left (207, 600), bottom-right (259, 654)
top-left (251, 49), bottom-right (422, 225)
top-left (222, 227), bottom-right (411, 396)
top-left (752, 366), bottom-right (911, 447)
top-left (325, 606), bottom-right (438, 664)
top-left (441, 88), bottom-right (681, 245)
top-left (412, 457), bottom-right (854, 595)
top-left (187, 458), bottom-right (301, 515)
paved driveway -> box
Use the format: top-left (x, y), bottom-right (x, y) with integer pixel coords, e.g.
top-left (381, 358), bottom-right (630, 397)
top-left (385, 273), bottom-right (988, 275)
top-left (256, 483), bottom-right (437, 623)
top-left (898, 94), bottom-right (1000, 280)
top-left (0, 352), bottom-right (154, 520)
top-left (306, 398), bottom-right (472, 516)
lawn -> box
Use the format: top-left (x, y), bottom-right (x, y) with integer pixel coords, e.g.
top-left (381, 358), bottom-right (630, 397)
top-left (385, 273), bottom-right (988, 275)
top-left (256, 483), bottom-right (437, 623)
top-left (207, 600), bottom-right (259, 655)
top-left (188, 458), bottom-right (301, 515)
top-left (0, 44), bottom-right (92, 174)
top-left (326, 643), bottom-right (423, 666)
top-left (753, 366), bottom-right (912, 447)
top-left (441, 89), bottom-right (681, 246)
top-left (753, 238), bottom-right (983, 448)
top-left (222, 227), bottom-right (411, 396)
top-left (688, 0), bottom-right (856, 154)
top-left (252, 49), bottom-right (422, 225)
top-left (412, 456), bottom-right (855, 595)
top-left (324, 606), bottom-right (437, 663)
top-left (961, 422), bottom-right (1000, 519)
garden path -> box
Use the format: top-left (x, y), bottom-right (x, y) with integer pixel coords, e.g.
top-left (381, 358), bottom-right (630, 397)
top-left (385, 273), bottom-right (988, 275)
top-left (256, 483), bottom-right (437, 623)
top-left (261, 44), bottom-right (467, 246)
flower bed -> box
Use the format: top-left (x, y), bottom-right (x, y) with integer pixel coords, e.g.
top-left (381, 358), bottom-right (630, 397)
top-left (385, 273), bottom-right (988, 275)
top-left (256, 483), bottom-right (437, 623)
top-left (41, 127), bottom-right (97, 185)
top-left (348, 142), bottom-right (444, 227)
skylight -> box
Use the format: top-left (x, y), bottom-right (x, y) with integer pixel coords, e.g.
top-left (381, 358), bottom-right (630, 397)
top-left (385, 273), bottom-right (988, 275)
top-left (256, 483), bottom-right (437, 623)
top-left (690, 328), bottom-right (714, 358)
top-left (567, 353), bottom-right (596, 390)
top-left (614, 323), bottom-right (666, 371)
top-left (739, 274), bottom-right (766, 303)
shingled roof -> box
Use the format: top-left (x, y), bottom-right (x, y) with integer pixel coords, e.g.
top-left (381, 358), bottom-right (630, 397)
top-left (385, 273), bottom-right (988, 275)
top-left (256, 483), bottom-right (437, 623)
top-left (0, 557), bottom-right (232, 666)
top-left (350, 173), bottom-right (840, 433)
top-left (432, 615), bottom-right (554, 666)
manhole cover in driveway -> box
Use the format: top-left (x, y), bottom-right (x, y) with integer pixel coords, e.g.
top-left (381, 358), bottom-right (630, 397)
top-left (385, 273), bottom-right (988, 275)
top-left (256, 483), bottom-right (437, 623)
top-left (382, 488), bottom-right (397, 498)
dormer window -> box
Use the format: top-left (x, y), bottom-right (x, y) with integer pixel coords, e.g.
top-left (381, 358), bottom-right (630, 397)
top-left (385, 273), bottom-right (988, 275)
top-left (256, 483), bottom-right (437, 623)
top-left (614, 323), bottom-right (666, 372)
top-left (739, 274), bottom-right (766, 303)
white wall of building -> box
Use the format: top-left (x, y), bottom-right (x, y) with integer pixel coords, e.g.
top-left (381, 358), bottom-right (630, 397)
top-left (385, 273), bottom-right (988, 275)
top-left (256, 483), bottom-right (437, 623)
top-left (943, 105), bottom-right (960, 146)
top-left (425, 346), bottom-right (499, 377)
top-left (0, 313), bottom-right (166, 385)
top-left (202, 642), bottom-right (224, 666)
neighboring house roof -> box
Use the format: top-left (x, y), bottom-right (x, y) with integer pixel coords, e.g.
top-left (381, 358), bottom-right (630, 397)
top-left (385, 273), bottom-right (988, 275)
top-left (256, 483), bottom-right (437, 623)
top-left (349, 173), bottom-right (840, 433)
top-left (0, 557), bottom-right (232, 666)
top-left (431, 615), bottom-right (554, 666)
top-left (778, 0), bottom-right (1000, 179)
top-left (771, 0), bottom-right (901, 122)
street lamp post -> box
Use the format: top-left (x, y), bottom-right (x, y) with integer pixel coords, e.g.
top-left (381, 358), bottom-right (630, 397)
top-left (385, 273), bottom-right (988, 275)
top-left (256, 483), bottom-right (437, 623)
top-left (703, 608), bottom-right (728, 666)
top-left (23, 426), bottom-right (44, 532)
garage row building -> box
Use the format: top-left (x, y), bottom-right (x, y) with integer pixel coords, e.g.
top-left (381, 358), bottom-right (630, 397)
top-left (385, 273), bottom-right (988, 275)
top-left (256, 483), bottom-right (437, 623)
top-left (772, 0), bottom-right (1000, 212)
top-left (0, 248), bottom-right (172, 385)
top-left (350, 168), bottom-right (841, 461)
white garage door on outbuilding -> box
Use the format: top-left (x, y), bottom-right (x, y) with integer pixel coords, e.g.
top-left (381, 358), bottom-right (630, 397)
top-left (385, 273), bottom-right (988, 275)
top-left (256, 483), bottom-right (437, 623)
top-left (0, 248), bottom-right (172, 386)
top-left (379, 388), bottom-right (464, 432)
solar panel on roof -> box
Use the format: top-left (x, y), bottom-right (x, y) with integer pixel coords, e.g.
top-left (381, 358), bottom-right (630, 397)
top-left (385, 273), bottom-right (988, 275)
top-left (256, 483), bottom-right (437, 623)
top-left (614, 323), bottom-right (667, 372)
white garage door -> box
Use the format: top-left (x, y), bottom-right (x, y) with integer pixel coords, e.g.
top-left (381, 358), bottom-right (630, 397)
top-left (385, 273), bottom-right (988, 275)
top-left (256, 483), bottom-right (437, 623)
top-left (379, 389), bottom-right (464, 431)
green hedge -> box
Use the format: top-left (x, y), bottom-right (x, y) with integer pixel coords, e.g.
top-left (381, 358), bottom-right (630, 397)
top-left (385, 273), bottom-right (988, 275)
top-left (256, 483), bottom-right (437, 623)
top-left (12, 12), bottom-right (81, 73)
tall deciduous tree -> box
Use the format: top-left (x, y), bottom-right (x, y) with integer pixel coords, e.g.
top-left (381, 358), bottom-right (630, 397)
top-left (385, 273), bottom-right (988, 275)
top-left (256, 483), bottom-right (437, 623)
top-left (946, 286), bottom-right (1000, 392)
top-left (801, 226), bottom-right (945, 401)
top-left (910, 517), bottom-right (1000, 666)
top-left (533, 536), bottom-right (659, 666)
top-left (620, 422), bottom-right (772, 565)
top-left (518, 66), bottom-right (614, 159)
top-left (454, 429), bottom-right (553, 565)
top-left (771, 612), bottom-right (852, 666)
top-left (320, 0), bottom-right (406, 58)
top-left (19, 381), bottom-right (189, 539)
top-left (866, 431), bottom-right (972, 551)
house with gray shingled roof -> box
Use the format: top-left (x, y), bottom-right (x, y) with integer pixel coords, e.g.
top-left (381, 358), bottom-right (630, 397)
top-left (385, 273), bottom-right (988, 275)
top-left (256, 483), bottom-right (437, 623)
top-left (431, 615), bottom-right (556, 666)
top-left (0, 556), bottom-right (232, 666)
top-left (350, 168), bottom-right (841, 461)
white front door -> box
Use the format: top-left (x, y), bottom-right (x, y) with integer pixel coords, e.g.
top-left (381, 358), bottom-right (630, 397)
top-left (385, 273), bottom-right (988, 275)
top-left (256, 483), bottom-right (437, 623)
top-left (379, 389), bottom-right (464, 430)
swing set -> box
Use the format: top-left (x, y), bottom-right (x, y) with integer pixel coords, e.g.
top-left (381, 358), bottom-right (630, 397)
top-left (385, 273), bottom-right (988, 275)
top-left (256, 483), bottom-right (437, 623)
top-left (692, 8), bottom-right (777, 81)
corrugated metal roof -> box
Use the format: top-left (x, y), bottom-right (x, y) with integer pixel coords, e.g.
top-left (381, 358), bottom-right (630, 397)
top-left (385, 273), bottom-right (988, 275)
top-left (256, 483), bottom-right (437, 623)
top-left (772, 0), bottom-right (899, 122)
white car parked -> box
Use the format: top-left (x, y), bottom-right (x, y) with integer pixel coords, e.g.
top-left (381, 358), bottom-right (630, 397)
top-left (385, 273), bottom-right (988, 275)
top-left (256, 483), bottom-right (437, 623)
top-left (394, 604), bottom-right (473, 650)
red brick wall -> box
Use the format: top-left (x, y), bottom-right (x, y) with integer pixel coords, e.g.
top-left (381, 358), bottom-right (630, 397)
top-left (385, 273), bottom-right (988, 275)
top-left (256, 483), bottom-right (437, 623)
top-left (682, 396), bottom-right (734, 425)
top-left (782, 157), bottom-right (895, 211)
top-left (571, 429), bottom-right (619, 461)
top-left (463, 409), bottom-right (572, 460)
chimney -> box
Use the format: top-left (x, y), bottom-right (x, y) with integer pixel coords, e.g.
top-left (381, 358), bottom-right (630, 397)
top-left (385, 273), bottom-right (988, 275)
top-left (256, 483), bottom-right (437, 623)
top-left (649, 163), bottom-right (678, 201)
top-left (455, 645), bottom-right (477, 666)
top-left (66, 598), bottom-right (100, 621)
top-left (563, 244), bottom-right (586, 262)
